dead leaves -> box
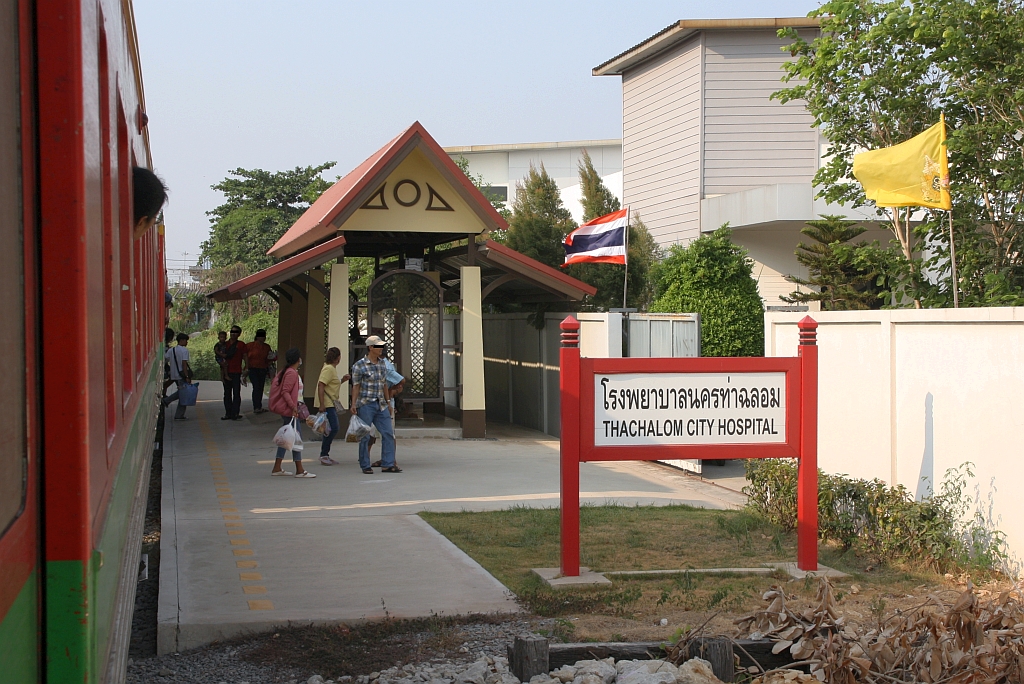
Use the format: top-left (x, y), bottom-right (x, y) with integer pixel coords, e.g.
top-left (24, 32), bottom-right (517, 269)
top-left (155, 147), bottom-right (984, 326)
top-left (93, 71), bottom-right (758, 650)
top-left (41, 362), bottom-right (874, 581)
top-left (737, 577), bottom-right (1024, 683)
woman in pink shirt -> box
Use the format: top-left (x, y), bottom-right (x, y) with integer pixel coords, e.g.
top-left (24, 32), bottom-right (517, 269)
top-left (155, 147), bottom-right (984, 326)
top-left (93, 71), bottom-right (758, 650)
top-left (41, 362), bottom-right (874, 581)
top-left (268, 348), bottom-right (315, 478)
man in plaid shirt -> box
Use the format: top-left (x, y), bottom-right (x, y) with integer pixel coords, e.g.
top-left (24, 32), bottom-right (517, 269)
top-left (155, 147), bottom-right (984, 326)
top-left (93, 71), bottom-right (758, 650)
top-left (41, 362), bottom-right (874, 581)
top-left (350, 335), bottom-right (400, 474)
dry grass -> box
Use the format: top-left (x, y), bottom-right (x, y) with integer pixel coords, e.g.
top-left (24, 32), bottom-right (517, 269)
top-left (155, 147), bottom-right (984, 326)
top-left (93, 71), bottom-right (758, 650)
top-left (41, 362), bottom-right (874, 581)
top-left (419, 504), bottom-right (961, 642)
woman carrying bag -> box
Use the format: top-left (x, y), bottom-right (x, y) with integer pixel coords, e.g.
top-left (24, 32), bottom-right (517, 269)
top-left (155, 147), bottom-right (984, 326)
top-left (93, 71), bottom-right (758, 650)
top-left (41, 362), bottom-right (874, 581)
top-left (268, 347), bottom-right (315, 478)
top-left (315, 347), bottom-right (350, 466)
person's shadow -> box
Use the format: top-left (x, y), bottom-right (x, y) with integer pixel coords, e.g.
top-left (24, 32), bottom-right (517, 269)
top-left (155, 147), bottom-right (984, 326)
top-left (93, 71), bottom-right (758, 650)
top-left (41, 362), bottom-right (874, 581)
top-left (916, 392), bottom-right (934, 501)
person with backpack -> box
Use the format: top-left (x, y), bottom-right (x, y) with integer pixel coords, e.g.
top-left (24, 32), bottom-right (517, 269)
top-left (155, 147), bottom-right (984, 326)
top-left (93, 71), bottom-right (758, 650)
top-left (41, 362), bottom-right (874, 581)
top-left (268, 347), bottom-right (315, 478)
top-left (162, 333), bottom-right (192, 420)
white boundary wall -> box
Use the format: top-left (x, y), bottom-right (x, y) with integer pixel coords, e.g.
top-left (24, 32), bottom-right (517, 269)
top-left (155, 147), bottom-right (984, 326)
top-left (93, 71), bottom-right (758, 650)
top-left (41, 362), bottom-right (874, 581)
top-left (766, 308), bottom-right (1024, 573)
top-left (480, 312), bottom-right (621, 437)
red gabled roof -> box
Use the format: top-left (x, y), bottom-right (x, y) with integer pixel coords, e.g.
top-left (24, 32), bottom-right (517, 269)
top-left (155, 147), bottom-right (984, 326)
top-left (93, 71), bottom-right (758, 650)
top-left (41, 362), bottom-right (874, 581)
top-left (480, 241), bottom-right (598, 298)
top-left (207, 235), bottom-right (347, 302)
top-left (268, 121), bottom-right (510, 258)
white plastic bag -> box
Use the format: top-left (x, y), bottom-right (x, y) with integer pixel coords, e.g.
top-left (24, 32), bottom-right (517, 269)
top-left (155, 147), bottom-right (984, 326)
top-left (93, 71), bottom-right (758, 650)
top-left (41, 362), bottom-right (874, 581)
top-left (346, 414), bottom-right (373, 442)
top-left (273, 418), bottom-right (303, 451)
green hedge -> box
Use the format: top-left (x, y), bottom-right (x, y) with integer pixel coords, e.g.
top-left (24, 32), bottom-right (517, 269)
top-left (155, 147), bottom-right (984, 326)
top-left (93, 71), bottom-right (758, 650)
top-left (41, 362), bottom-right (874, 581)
top-left (744, 459), bottom-right (1005, 573)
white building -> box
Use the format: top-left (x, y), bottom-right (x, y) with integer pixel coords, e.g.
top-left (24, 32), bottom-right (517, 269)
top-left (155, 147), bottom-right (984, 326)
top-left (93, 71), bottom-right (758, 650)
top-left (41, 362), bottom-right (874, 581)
top-left (594, 18), bottom-right (889, 306)
top-left (444, 140), bottom-right (622, 226)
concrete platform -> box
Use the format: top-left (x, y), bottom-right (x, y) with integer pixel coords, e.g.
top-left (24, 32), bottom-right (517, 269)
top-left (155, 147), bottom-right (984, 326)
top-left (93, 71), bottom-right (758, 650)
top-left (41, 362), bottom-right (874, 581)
top-left (158, 396), bottom-right (747, 654)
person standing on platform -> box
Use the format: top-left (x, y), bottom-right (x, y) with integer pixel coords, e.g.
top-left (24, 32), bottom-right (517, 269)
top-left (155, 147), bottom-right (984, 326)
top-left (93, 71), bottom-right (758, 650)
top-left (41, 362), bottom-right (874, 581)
top-left (162, 333), bottom-right (192, 420)
top-left (268, 348), bottom-right (315, 478)
top-left (350, 336), bottom-right (400, 474)
top-left (315, 347), bottom-right (350, 466)
top-left (214, 330), bottom-right (229, 386)
top-left (222, 325), bottom-right (247, 420)
top-left (246, 328), bottom-right (272, 414)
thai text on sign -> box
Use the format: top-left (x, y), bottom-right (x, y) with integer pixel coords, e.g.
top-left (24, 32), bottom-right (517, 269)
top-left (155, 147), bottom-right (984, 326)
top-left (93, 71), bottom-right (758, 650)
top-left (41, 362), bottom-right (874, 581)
top-left (594, 372), bottom-right (787, 446)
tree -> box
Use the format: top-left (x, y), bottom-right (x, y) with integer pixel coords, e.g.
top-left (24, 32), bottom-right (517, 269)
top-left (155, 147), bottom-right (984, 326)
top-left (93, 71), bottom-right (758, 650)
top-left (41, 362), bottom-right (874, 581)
top-left (651, 228), bottom-right (764, 357)
top-left (506, 164), bottom-right (576, 269)
top-left (774, 1), bottom-right (939, 302)
top-left (783, 215), bottom-right (886, 310)
top-left (200, 162), bottom-right (336, 271)
top-left (567, 151), bottom-right (661, 310)
top-left (453, 155), bottom-right (512, 225)
top-left (774, 0), bottom-right (1024, 307)
top-left (910, 0), bottom-right (1024, 305)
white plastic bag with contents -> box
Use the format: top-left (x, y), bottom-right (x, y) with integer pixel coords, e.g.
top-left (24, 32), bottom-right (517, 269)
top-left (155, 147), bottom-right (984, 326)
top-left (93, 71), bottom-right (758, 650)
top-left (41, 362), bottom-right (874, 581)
top-left (346, 414), bottom-right (373, 442)
top-left (273, 417), bottom-right (304, 451)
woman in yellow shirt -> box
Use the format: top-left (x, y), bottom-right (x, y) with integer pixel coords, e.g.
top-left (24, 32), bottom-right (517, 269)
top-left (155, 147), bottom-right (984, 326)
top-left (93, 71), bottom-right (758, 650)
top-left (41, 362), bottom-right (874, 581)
top-left (316, 347), bottom-right (350, 465)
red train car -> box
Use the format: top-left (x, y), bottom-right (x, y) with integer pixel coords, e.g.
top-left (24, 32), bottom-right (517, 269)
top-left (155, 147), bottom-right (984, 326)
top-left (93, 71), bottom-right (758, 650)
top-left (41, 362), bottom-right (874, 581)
top-left (0, 0), bottom-right (164, 681)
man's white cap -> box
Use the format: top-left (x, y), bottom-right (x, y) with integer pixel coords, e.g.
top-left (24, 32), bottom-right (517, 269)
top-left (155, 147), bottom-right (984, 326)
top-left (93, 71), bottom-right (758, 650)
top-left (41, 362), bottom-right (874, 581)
top-left (365, 335), bottom-right (385, 347)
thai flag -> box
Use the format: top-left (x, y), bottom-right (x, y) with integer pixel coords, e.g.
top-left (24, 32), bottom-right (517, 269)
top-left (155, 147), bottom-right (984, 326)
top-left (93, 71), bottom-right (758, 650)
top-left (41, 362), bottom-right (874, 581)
top-left (562, 208), bottom-right (629, 267)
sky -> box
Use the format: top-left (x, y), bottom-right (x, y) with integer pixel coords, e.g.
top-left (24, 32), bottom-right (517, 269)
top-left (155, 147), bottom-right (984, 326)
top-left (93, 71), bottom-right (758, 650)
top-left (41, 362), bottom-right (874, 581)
top-left (134, 1), bottom-right (821, 266)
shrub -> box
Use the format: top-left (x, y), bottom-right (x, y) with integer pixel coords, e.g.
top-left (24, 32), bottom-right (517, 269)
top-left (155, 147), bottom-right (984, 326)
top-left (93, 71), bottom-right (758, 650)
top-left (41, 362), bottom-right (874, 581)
top-left (651, 227), bottom-right (764, 356)
top-left (744, 459), bottom-right (1006, 573)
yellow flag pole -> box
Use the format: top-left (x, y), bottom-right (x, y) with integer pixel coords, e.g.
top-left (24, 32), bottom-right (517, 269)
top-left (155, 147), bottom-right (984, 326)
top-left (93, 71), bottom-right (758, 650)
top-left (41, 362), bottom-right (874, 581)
top-left (948, 209), bottom-right (959, 308)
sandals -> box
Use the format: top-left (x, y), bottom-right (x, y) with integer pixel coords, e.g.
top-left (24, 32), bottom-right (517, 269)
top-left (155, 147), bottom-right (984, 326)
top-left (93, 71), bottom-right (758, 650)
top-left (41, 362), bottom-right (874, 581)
top-left (370, 460), bottom-right (382, 468)
top-left (381, 466), bottom-right (403, 473)
top-left (361, 468), bottom-right (374, 474)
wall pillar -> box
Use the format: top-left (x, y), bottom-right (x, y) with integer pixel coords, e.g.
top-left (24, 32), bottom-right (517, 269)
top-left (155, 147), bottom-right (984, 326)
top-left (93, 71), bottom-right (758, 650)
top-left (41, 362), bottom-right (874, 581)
top-left (277, 292), bottom-right (292, 357)
top-left (460, 265), bottom-right (486, 437)
top-left (289, 280), bottom-right (308, 375)
top-left (328, 262), bottom-right (350, 407)
top-left (303, 269), bottom-right (326, 400)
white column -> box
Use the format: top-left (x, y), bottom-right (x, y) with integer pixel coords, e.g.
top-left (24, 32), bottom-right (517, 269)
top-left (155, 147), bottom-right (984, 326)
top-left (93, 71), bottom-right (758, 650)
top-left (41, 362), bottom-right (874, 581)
top-left (460, 265), bottom-right (486, 437)
top-left (329, 262), bottom-right (350, 407)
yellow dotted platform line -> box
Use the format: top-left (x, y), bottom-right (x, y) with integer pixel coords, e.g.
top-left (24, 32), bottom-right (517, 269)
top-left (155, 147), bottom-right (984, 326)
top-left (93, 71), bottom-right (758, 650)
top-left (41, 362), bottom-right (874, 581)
top-left (199, 415), bottom-right (274, 611)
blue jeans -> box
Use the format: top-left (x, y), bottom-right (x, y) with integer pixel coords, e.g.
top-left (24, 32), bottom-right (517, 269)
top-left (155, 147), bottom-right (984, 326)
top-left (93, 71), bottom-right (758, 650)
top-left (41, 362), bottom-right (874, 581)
top-left (275, 416), bottom-right (302, 462)
top-left (357, 403), bottom-right (395, 470)
top-left (319, 407), bottom-right (339, 457)
top-left (165, 379), bottom-right (188, 419)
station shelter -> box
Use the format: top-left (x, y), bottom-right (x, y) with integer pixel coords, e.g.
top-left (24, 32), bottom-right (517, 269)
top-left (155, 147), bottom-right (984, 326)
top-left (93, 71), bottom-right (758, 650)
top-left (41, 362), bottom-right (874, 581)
top-left (209, 122), bottom-right (595, 437)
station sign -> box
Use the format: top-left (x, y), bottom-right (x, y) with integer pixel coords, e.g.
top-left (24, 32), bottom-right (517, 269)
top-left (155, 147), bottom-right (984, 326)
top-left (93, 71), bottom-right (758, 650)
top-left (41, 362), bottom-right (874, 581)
top-left (558, 315), bottom-right (821, 577)
top-left (594, 372), bottom-right (787, 446)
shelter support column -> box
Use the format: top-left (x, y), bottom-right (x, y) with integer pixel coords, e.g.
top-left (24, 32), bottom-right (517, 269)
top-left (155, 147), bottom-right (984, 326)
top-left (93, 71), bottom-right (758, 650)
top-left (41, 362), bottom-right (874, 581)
top-left (329, 262), bottom-right (350, 407)
top-left (290, 281), bottom-right (309, 381)
top-left (460, 265), bottom-right (486, 438)
top-left (303, 269), bottom-right (327, 400)
top-left (277, 293), bottom-right (292, 357)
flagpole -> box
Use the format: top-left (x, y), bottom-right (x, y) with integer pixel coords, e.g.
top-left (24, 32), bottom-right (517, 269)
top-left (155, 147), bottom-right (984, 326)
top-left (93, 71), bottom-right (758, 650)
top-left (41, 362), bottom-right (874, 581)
top-left (948, 209), bottom-right (959, 308)
top-left (622, 206), bottom-right (630, 309)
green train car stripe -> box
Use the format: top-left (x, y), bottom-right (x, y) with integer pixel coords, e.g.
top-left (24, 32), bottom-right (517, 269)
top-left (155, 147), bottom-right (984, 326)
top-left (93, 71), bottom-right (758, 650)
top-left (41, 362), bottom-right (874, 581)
top-left (0, 570), bottom-right (39, 683)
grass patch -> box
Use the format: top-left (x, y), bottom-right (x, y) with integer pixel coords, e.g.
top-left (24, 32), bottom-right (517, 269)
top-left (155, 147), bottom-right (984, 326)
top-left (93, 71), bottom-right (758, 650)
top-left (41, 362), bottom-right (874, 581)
top-left (420, 503), bottom-right (951, 636)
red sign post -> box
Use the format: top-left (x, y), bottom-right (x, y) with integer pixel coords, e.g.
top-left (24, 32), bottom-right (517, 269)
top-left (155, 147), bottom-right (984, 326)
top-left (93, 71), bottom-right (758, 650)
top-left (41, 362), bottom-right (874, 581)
top-left (558, 315), bottom-right (819, 576)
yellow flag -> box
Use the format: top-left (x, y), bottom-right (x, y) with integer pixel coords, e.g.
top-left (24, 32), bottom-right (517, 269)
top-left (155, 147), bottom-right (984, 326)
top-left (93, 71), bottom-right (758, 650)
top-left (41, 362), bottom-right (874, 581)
top-left (852, 114), bottom-right (951, 210)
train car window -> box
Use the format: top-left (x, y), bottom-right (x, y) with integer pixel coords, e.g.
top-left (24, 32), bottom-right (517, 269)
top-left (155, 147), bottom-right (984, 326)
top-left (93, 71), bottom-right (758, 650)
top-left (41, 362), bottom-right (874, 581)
top-left (0, 0), bottom-right (27, 533)
top-left (118, 104), bottom-right (133, 399)
top-left (99, 24), bottom-right (117, 442)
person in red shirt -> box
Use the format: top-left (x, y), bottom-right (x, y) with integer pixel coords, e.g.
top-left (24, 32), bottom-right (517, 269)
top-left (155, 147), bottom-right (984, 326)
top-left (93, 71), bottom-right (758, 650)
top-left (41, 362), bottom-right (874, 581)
top-left (246, 328), bottom-right (274, 414)
top-left (222, 325), bottom-right (248, 420)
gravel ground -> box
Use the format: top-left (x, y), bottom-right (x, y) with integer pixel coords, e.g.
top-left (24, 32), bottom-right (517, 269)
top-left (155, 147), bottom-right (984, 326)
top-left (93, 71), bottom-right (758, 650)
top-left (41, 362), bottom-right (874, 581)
top-left (129, 407), bottom-right (165, 659)
top-left (126, 617), bottom-right (558, 684)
